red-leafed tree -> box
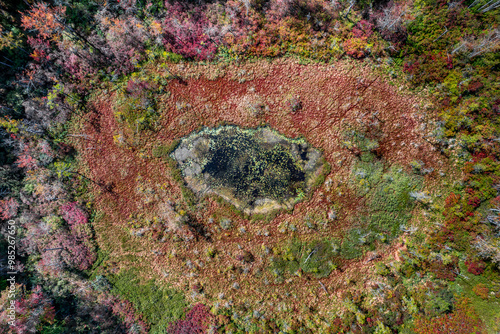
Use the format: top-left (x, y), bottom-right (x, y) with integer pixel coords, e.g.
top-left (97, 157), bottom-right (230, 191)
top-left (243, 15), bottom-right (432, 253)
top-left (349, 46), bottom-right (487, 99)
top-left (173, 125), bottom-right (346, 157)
top-left (2, 285), bottom-right (56, 334)
top-left (60, 202), bottom-right (88, 228)
top-left (162, 3), bottom-right (221, 60)
top-left (37, 232), bottom-right (95, 274)
top-left (0, 197), bottom-right (19, 220)
top-left (100, 294), bottom-right (149, 333)
top-left (15, 145), bottom-right (38, 170)
top-left (94, 13), bottom-right (148, 75)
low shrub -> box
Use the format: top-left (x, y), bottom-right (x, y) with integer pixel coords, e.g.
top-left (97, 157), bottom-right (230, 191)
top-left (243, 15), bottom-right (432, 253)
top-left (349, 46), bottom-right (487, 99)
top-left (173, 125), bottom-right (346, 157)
top-left (413, 298), bottom-right (484, 334)
top-left (152, 140), bottom-right (180, 159)
top-left (167, 303), bottom-right (215, 334)
top-left (114, 78), bottom-right (159, 132)
top-left (108, 269), bottom-right (187, 333)
top-left (269, 238), bottom-right (341, 278)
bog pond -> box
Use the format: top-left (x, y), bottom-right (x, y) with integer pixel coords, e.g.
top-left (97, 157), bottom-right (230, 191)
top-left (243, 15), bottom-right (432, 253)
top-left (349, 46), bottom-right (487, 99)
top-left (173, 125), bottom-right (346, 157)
top-left (172, 126), bottom-right (326, 215)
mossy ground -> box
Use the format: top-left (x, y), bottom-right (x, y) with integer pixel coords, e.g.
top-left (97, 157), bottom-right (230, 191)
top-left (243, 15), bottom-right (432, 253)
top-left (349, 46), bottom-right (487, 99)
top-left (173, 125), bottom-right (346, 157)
top-left (451, 262), bottom-right (500, 332)
top-left (107, 268), bottom-right (187, 334)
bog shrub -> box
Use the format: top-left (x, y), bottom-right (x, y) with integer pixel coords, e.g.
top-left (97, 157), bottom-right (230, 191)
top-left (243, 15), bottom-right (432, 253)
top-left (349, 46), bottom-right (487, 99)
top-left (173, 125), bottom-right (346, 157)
top-left (114, 78), bottom-right (159, 132)
top-left (270, 238), bottom-right (341, 278)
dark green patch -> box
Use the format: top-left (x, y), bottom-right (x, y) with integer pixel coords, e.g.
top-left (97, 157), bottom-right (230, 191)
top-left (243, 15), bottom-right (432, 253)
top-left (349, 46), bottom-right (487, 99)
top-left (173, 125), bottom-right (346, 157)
top-left (344, 154), bottom-right (423, 257)
top-left (108, 268), bottom-right (187, 334)
top-left (340, 229), bottom-right (365, 260)
top-left (152, 140), bottom-right (179, 159)
top-left (39, 323), bottom-right (67, 334)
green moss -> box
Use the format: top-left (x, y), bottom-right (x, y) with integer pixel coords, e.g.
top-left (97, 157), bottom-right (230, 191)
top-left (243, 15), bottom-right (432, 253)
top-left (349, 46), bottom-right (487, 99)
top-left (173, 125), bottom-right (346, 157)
top-left (152, 140), bottom-right (180, 158)
top-left (451, 261), bottom-right (500, 333)
top-left (108, 268), bottom-right (187, 333)
top-left (311, 159), bottom-right (331, 189)
top-left (342, 129), bottom-right (380, 154)
top-left (351, 159), bottom-right (422, 244)
top-left (112, 78), bottom-right (159, 133)
top-left (340, 229), bottom-right (364, 260)
top-left (180, 186), bottom-right (196, 208)
top-left (331, 154), bottom-right (425, 262)
top-left (119, 234), bottom-right (134, 252)
top-left (375, 262), bottom-right (390, 276)
top-left (86, 249), bottom-right (110, 280)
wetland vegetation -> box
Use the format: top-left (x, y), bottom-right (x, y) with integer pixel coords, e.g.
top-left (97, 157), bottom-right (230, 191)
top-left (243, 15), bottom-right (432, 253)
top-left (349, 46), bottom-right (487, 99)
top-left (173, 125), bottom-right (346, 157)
top-left (0, 0), bottom-right (499, 333)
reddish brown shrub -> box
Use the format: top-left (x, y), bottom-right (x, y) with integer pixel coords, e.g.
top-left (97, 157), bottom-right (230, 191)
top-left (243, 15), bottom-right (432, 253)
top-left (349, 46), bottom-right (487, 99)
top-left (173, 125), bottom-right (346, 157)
top-left (465, 259), bottom-right (486, 275)
top-left (472, 283), bottom-right (489, 300)
top-left (414, 297), bottom-right (484, 334)
top-left (167, 303), bottom-right (215, 334)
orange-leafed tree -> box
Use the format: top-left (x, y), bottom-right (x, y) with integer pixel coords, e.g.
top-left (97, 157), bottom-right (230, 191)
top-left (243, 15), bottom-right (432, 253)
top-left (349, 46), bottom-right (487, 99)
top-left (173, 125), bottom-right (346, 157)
top-left (21, 1), bottom-right (107, 62)
top-left (21, 2), bottom-right (65, 42)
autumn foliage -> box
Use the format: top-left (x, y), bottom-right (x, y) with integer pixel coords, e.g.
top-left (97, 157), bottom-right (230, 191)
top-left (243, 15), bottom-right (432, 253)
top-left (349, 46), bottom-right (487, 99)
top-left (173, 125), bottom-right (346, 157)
top-left (2, 285), bottom-right (56, 333)
top-left (1, 0), bottom-right (499, 332)
top-left (0, 197), bottom-right (19, 220)
top-left (414, 298), bottom-right (484, 334)
top-left (21, 3), bottom-right (64, 41)
top-left (167, 304), bottom-right (215, 334)
top-left (61, 202), bottom-right (88, 227)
